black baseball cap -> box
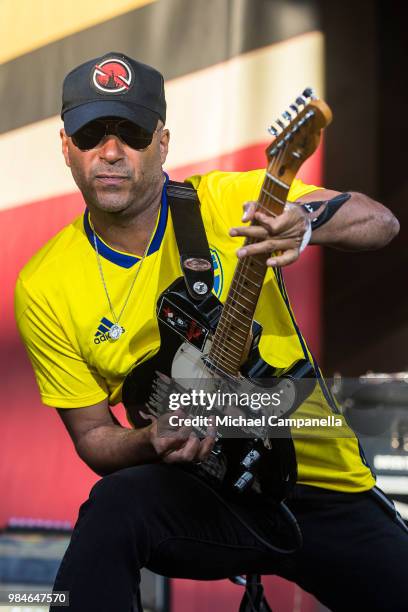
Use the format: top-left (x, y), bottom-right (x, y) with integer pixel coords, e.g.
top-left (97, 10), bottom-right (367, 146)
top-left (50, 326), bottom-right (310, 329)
top-left (61, 52), bottom-right (166, 136)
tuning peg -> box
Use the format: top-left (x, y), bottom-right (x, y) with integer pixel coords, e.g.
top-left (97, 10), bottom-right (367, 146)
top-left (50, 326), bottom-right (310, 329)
top-left (268, 125), bottom-right (279, 136)
top-left (282, 110), bottom-right (292, 121)
top-left (290, 104), bottom-right (298, 114)
top-left (296, 95), bottom-right (307, 106)
top-left (276, 119), bottom-right (285, 129)
top-left (302, 87), bottom-right (316, 100)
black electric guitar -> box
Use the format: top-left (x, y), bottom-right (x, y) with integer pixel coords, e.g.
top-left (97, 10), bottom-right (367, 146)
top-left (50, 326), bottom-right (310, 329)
top-left (122, 89), bottom-right (332, 501)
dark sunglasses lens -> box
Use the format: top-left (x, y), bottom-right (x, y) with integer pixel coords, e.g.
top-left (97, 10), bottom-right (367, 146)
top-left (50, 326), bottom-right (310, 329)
top-left (72, 123), bottom-right (106, 150)
top-left (72, 120), bottom-right (154, 150)
top-left (117, 122), bottom-right (154, 149)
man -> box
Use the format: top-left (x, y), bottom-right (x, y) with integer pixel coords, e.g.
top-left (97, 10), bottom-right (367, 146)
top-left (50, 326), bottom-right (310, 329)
top-left (15, 52), bottom-right (408, 612)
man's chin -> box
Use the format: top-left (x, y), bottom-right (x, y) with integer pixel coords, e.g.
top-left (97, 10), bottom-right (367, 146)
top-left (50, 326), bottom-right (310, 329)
top-left (94, 198), bottom-right (132, 214)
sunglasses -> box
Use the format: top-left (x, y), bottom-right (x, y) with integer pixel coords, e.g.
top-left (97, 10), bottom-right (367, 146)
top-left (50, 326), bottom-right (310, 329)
top-left (71, 119), bottom-right (155, 151)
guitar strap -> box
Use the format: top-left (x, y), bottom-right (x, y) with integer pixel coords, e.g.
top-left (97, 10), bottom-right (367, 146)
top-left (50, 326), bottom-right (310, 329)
top-left (166, 180), bottom-right (214, 301)
top-left (166, 179), bottom-right (279, 612)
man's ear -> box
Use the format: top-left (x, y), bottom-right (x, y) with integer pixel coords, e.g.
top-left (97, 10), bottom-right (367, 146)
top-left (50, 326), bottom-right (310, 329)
top-left (60, 128), bottom-right (71, 167)
top-left (159, 128), bottom-right (170, 165)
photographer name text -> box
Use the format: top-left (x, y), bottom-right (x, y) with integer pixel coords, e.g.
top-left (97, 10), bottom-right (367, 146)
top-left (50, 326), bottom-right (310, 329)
top-left (168, 414), bottom-right (343, 429)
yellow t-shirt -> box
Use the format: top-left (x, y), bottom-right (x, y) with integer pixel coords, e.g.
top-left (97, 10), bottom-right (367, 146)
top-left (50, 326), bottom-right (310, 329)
top-left (15, 169), bottom-right (375, 492)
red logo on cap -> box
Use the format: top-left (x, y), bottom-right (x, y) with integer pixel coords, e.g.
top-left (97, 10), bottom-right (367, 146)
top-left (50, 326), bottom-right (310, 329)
top-left (92, 58), bottom-right (133, 94)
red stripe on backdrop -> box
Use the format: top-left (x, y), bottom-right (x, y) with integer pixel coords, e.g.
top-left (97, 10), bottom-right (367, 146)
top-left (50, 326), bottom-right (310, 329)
top-left (171, 576), bottom-right (318, 612)
top-left (0, 141), bottom-right (322, 527)
top-left (1, 193), bottom-right (97, 528)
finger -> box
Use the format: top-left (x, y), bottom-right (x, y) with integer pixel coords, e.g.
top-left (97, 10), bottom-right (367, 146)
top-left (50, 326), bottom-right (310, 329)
top-left (164, 433), bottom-right (201, 463)
top-left (241, 201), bottom-right (257, 222)
top-left (197, 436), bottom-right (216, 461)
top-left (139, 410), bottom-right (156, 424)
top-left (266, 248), bottom-right (300, 268)
top-left (237, 237), bottom-right (300, 258)
top-left (180, 432), bottom-right (203, 461)
top-left (162, 448), bottom-right (189, 463)
top-left (230, 225), bottom-right (270, 239)
top-left (255, 210), bottom-right (307, 236)
top-left (154, 433), bottom-right (191, 459)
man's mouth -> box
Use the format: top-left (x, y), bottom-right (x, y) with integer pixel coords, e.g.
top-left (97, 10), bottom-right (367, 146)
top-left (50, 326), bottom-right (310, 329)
top-left (95, 174), bottom-right (129, 185)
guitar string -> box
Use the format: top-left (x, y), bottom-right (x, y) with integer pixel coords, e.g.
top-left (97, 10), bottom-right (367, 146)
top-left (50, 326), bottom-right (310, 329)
top-left (195, 143), bottom-right (289, 446)
top-left (209, 171), bottom-right (287, 372)
top-left (155, 143), bottom-right (290, 446)
top-left (192, 109), bottom-right (311, 458)
top-left (184, 153), bottom-right (288, 459)
top-left (209, 142), bottom-right (288, 371)
top-left (188, 126), bottom-right (294, 445)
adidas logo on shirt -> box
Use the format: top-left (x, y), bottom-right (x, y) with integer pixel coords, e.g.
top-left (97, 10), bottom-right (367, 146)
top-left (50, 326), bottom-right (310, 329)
top-left (94, 317), bottom-right (125, 344)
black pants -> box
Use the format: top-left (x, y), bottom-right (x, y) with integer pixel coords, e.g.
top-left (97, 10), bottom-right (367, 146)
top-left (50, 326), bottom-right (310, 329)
top-left (51, 464), bottom-right (408, 612)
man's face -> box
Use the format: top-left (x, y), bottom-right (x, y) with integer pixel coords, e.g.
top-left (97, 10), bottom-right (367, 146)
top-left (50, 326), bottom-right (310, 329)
top-left (60, 118), bottom-right (169, 215)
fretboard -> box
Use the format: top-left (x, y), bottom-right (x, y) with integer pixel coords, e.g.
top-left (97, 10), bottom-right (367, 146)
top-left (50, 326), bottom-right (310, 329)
top-left (209, 171), bottom-right (291, 375)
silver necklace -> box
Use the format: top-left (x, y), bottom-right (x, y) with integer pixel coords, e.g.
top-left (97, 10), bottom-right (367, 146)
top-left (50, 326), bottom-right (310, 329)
top-left (92, 228), bottom-right (150, 341)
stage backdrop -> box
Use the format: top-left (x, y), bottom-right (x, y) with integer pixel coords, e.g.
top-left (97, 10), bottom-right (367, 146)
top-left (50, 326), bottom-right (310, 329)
top-left (1, 1), bottom-right (323, 610)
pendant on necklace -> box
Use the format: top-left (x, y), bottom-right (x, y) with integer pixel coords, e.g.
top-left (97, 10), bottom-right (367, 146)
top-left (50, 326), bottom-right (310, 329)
top-left (109, 323), bottom-right (123, 341)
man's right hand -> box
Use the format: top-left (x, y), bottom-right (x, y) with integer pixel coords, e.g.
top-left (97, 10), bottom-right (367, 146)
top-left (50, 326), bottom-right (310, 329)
top-left (145, 409), bottom-right (216, 464)
top-left (56, 399), bottom-right (216, 476)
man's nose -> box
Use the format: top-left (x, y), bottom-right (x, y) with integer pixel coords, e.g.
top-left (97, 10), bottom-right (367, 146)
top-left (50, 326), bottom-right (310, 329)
top-left (98, 135), bottom-right (125, 162)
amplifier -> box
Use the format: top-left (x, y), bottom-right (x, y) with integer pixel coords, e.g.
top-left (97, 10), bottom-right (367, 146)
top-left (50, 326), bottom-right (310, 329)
top-left (332, 372), bottom-right (408, 502)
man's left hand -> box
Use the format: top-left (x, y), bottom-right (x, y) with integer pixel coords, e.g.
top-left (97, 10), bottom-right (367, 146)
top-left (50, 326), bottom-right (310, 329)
top-left (229, 200), bottom-right (310, 268)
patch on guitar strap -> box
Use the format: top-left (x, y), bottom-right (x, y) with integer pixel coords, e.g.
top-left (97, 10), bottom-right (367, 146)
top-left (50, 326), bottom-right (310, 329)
top-left (158, 296), bottom-right (209, 351)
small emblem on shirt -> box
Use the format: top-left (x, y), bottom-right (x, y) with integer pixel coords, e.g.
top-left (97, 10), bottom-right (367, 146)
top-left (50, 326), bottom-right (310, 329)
top-left (94, 317), bottom-right (125, 344)
top-left (210, 249), bottom-right (223, 298)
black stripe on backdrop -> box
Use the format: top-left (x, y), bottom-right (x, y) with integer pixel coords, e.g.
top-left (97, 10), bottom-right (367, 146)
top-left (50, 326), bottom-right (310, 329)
top-left (0, 0), bottom-right (319, 134)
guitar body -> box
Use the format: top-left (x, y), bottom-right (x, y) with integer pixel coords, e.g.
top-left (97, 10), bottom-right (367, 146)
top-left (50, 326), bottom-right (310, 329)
top-left (122, 277), bottom-right (315, 501)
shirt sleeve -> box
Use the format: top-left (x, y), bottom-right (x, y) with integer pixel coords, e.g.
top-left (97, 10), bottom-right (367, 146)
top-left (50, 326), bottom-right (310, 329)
top-left (15, 276), bottom-right (108, 409)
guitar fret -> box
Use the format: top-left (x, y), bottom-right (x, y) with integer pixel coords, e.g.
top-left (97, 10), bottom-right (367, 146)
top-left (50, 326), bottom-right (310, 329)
top-left (230, 282), bottom-right (257, 298)
top-left (213, 328), bottom-right (246, 350)
top-left (265, 172), bottom-right (290, 190)
top-left (246, 255), bottom-right (264, 266)
top-left (228, 287), bottom-right (254, 306)
top-left (224, 303), bottom-right (252, 322)
top-left (206, 358), bottom-right (235, 376)
top-left (261, 188), bottom-right (286, 206)
top-left (216, 334), bottom-right (245, 351)
top-left (222, 307), bottom-right (251, 323)
top-left (210, 363), bottom-right (237, 377)
top-left (213, 330), bottom-right (249, 351)
top-left (214, 322), bottom-right (250, 344)
top-left (222, 307), bottom-right (253, 327)
top-left (238, 275), bottom-right (261, 289)
top-left (236, 254), bottom-right (265, 272)
top-left (244, 264), bottom-right (264, 279)
top-left (212, 343), bottom-right (242, 363)
top-left (257, 204), bottom-right (272, 216)
top-left (210, 347), bottom-right (241, 369)
top-left (215, 320), bottom-right (248, 342)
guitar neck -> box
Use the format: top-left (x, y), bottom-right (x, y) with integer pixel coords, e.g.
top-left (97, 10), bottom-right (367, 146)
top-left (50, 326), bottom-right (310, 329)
top-left (207, 91), bottom-right (332, 377)
top-left (208, 170), bottom-right (289, 375)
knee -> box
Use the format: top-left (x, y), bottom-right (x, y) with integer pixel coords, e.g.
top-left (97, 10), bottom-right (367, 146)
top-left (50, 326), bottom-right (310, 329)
top-left (89, 464), bottom-right (164, 513)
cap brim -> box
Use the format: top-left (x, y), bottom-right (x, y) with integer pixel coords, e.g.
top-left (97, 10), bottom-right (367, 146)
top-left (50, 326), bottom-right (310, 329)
top-left (63, 100), bottom-right (160, 136)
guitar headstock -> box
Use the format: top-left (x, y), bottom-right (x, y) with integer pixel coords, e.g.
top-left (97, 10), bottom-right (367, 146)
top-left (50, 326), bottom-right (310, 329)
top-left (265, 88), bottom-right (332, 181)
